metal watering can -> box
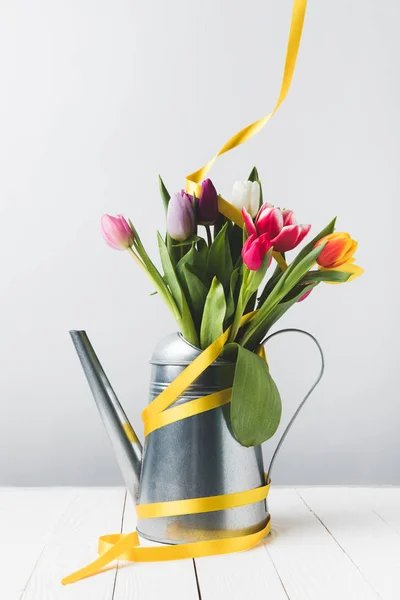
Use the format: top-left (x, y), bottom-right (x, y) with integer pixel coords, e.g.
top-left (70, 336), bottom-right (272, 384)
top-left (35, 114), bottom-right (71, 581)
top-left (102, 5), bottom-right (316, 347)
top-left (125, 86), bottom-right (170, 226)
top-left (70, 328), bottom-right (323, 544)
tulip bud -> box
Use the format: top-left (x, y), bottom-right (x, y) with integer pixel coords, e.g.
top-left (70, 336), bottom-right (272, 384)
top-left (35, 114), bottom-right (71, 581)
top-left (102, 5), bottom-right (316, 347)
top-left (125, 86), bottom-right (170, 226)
top-left (315, 232), bottom-right (358, 269)
top-left (197, 179), bottom-right (219, 225)
top-left (101, 214), bottom-right (134, 250)
top-left (231, 181), bottom-right (260, 218)
top-left (242, 232), bottom-right (272, 271)
top-left (167, 191), bottom-right (196, 241)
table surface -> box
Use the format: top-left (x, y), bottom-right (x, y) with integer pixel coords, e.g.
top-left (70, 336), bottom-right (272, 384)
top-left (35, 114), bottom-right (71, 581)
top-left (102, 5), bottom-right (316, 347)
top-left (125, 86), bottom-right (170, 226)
top-left (2, 486), bottom-right (399, 600)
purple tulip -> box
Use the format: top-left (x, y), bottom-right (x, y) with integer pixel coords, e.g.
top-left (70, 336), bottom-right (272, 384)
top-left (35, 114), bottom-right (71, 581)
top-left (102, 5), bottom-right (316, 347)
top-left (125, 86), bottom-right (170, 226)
top-left (167, 191), bottom-right (196, 241)
top-left (197, 179), bottom-right (219, 225)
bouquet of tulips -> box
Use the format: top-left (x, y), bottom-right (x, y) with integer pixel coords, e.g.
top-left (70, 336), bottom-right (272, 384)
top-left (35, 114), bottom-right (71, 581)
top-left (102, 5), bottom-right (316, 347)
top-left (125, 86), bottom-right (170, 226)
top-left (101, 169), bottom-right (363, 447)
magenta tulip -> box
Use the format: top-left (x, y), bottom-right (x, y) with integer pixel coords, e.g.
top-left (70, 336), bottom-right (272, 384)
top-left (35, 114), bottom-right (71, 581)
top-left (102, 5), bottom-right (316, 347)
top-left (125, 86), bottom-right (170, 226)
top-left (242, 233), bottom-right (273, 271)
top-left (101, 214), bottom-right (134, 250)
top-left (243, 204), bottom-right (311, 253)
top-left (167, 191), bottom-right (196, 241)
top-left (197, 179), bottom-right (219, 225)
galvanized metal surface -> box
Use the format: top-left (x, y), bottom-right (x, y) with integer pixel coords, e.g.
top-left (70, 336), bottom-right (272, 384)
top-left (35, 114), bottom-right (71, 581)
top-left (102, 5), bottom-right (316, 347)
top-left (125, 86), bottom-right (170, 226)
top-left (137, 333), bottom-right (268, 543)
top-left (69, 331), bottom-right (143, 501)
top-left (70, 328), bottom-right (324, 546)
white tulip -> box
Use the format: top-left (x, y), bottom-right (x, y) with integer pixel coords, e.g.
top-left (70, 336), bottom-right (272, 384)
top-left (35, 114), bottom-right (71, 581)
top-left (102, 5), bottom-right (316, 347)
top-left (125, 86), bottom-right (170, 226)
top-left (230, 180), bottom-right (260, 218)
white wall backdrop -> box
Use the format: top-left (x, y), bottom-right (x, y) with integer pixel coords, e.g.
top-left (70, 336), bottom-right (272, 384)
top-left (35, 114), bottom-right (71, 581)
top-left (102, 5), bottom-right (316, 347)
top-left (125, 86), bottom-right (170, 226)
top-left (0, 0), bottom-right (399, 485)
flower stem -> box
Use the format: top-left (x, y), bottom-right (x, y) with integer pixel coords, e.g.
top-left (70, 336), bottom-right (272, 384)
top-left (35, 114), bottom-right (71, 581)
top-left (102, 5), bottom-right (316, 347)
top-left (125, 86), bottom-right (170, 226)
top-left (205, 225), bottom-right (212, 247)
top-left (127, 247), bottom-right (181, 322)
top-left (227, 270), bottom-right (252, 344)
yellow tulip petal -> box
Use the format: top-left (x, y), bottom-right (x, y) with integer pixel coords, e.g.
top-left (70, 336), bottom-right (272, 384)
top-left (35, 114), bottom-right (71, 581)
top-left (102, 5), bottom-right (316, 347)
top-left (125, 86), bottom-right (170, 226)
top-left (320, 260), bottom-right (364, 284)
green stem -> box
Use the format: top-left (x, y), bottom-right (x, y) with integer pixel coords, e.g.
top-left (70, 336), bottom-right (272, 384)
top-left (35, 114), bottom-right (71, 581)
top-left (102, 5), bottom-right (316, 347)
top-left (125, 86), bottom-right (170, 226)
top-left (205, 225), bottom-right (212, 247)
top-left (227, 270), bottom-right (253, 344)
top-left (127, 247), bottom-right (181, 322)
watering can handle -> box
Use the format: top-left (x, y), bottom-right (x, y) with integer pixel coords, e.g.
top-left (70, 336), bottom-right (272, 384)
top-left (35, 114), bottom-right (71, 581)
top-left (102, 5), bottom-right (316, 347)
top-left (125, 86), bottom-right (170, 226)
top-left (261, 328), bottom-right (325, 480)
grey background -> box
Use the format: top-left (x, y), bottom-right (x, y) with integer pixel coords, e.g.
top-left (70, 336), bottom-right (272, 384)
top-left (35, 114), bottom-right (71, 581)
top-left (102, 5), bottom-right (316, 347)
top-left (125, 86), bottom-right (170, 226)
top-left (0, 0), bottom-right (398, 485)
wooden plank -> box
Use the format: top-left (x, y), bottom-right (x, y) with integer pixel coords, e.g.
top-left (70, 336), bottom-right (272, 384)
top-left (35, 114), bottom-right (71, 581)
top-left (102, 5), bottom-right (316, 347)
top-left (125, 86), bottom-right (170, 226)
top-left (298, 487), bottom-right (400, 600)
top-left (265, 488), bottom-right (380, 600)
top-left (194, 542), bottom-right (289, 599)
top-left (368, 487), bottom-right (400, 538)
top-left (21, 487), bottom-right (126, 600)
top-left (113, 495), bottom-right (200, 600)
top-left (0, 488), bottom-right (73, 600)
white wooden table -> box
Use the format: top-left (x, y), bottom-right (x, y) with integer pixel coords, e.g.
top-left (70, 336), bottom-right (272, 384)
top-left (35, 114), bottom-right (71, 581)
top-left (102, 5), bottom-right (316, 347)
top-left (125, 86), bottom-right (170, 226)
top-left (1, 487), bottom-right (399, 599)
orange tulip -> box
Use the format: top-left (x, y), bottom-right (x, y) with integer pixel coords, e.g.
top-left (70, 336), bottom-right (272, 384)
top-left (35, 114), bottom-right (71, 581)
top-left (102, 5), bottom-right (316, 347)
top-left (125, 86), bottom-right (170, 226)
top-left (314, 232), bottom-right (364, 283)
top-left (315, 232), bottom-right (358, 269)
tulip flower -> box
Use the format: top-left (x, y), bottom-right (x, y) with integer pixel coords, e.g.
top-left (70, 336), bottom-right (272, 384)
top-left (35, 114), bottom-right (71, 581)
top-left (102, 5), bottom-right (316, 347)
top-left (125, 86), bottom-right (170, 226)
top-left (101, 214), bottom-right (134, 250)
top-left (197, 179), bottom-right (219, 225)
top-left (315, 232), bottom-right (357, 269)
top-left (242, 204), bottom-right (311, 254)
top-left (242, 233), bottom-right (273, 271)
top-left (167, 191), bottom-right (196, 241)
top-left (231, 180), bottom-right (260, 218)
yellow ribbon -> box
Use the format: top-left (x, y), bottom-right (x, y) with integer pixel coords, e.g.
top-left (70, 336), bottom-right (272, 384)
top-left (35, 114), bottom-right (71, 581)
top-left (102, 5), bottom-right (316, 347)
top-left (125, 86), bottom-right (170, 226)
top-left (186, 0), bottom-right (308, 197)
top-left (62, 0), bottom-right (307, 585)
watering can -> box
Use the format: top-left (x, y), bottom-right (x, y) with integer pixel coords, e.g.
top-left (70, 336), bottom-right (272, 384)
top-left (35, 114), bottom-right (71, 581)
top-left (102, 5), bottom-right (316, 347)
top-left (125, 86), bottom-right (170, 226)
top-left (70, 328), bottom-right (323, 544)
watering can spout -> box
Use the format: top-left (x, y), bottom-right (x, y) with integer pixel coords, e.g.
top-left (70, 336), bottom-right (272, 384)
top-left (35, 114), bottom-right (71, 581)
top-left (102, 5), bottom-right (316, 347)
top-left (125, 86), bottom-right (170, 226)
top-left (69, 330), bottom-right (142, 501)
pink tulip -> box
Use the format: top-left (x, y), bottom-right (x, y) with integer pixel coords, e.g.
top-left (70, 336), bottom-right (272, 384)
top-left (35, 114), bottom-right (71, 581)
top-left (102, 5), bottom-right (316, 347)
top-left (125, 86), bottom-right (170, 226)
top-left (101, 214), bottom-right (134, 250)
top-left (242, 233), bottom-right (273, 271)
top-left (243, 204), bottom-right (311, 254)
top-left (297, 288), bottom-right (313, 302)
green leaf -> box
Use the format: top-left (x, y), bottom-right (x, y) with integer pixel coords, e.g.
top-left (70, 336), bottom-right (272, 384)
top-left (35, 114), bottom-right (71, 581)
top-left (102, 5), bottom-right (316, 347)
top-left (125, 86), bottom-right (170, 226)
top-left (225, 267), bottom-right (241, 324)
top-left (177, 244), bottom-right (208, 286)
top-left (172, 235), bottom-right (203, 247)
top-left (178, 263), bottom-right (208, 330)
top-left (228, 222), bottom-right (245, 267)
top-left (228, 344), bottom-right (282, 447)
top-left (301, 270), bottom-right (352, 284)
top-left (200, 277), bottom-right (226, 349)
top-left (240, 243), bottom-right (326, 348)
top-left (197, 238), bottom-right (209, 262)
top-left (289, 218), bottom-right (336, 270)
top-left (158, 175), bottom-right (170, 214)
top-left (248, 166), bottom-right (259, 182)
top-left (247, 249), bottom-right (273, 295)
top-left (157, 232), bottom-right (185, 313)
top-left (242, 283), bottom-right (318, 350)
top-left (207, 222), bottom-right (233, 292)
top-left (248, 166), bottom-right (263, 206)
top-left (157, 232), bottom-right (199, 346)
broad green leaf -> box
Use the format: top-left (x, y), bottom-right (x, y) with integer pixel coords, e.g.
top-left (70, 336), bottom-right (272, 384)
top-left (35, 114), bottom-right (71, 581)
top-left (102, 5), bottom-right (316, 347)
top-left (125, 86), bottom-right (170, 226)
top-left (257, 261), bottom-right (284, 307)
top-left (228, 344), bottom-right (282, 447)
top-left (248, 166), bottom-right (259, 182)
top-left (157, 232), bottom-right (199, 346)
top-left (258, 218), bottom-right (337, 307)
top-left (178, 263), bottom-right (208, 330)
top-left (228, 222), bottom-right (244, 267)
top-left (197, 238), bottom-right (209, 262)
top-left (248, 165), bottom-right (263, 206)
top-left (301, 270), bottom-right (351, 284)
top-left (177, 245), bottom-right (208, 286)
top-left (240, 243), bottom-right (326, 347)
top-left (247, 249), bottom-right (273, 295)
top-left (157, 232), bottom-right (184, 313)
top-left (172, 235), bottom-right (202, 247)
top-left (200, 277), bottom-right (226, 349)
top-left (225, 267), bottom-right (241, 324)
top-left (158, 175), bottom-right (170, 213)
top-left (242, 283), bottom-right (318, 350)
top-left (289, 218), bottom-right (336, 270)
top-left (276, 242), bottom-right (327, 293)
top-left (207, 222), bottom-right (233, 292)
